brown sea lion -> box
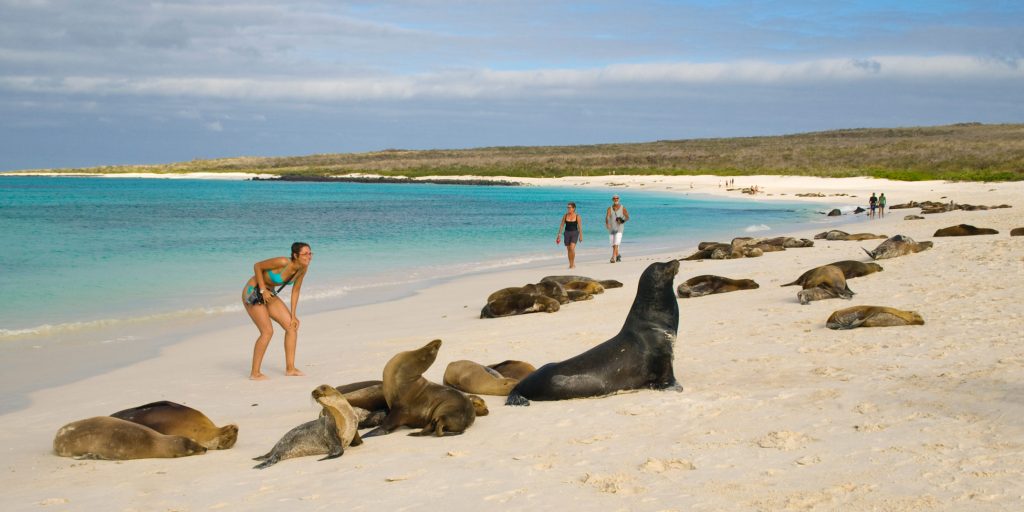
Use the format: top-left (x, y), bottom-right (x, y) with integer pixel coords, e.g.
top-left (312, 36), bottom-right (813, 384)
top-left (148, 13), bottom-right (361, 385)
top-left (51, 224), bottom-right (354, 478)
top-left (487, 360), bottom-right (537, 380)
top-left (814, 230), bottom-right (886, 241)
top-left (252, 385), bottom-right (362, 469)
top-left (761, 236), bottom-right (814, 248)
top-left (797, 287), bottom-right (844, 305)
top-left (826, 306), bottom-right (925, 330)
top-left (110, 401), bottom-right (238, 450)
top-left (676, 275), bottom-right (759, 298)
top-left (598, 279), bottom-right (624, 289)
top-left (54, 416), bottom-right (206, 460)
top-left (796, 265), bottom-right (854, 305)
top-left (365, 339), bottom-right (478, 437)
top-left (781, 260), bottom-right (883, 287)
top-left (443, 360), bottom-right (519, 396)
top-left (905, 215), bottom-right (925, 220)
top-left (1011, 227), bottom-right (1024, 236)
top-left (481, 293), bottom-right (560, 318)
top-left (933, 224), bottom-right (1000, 237)
top-left (335, 380), bottom-right (387, 411)
top-left (565, 290), bottom-right (594, 301)
top-left (862, 235), bottom-right (933, 260)
top-left (561, 280), bottom-right (605, 295)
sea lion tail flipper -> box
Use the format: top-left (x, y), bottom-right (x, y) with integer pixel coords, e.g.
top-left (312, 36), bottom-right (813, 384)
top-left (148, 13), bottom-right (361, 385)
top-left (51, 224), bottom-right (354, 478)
top-left (505, 391), bottom-right (530, 407)
top-left (780, 280), bottom-right (798, 287)
top-left (252, 452), bottom-right (271, 461)
top-left (350, 431), bottom-right (363, 447)
top-left (861, 247), bottom-right (876, 260)
top-left (253, 455), bottom-right (279, 470)
top-left (319, 448), bottom-right (344, 461)
top-left (361, 427), bottom-right (388, 438)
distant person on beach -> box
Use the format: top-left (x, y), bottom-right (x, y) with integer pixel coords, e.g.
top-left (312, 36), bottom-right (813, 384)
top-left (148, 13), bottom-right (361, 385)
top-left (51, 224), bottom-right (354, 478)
top-left (242, 242), bottom-right (312, 380)
top-left (869, 193), bottom-right (878, 218)
top-left (555, 202), bottom-right (583, 269)
top-left (878, 193), bottom-right (887, 217)
top-left (605, 195), bottom-right (630, 263)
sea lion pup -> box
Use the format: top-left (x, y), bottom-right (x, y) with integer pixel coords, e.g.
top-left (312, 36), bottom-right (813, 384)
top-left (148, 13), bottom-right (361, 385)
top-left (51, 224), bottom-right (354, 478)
top-left (781, 260), bottom-right (883, 287)
top-left (110, 401), bottom-right (238, 450)
top-left (1012, 227), bottom-right (1024, 236)
top-left (933, 224), bottom-right (1000, 237)
top-left (363, 339), bottom-right (478, 437)
top-left (54, 416), bottom-right (207, 460)
top-left (796, 265), bottom-right (854, 305)
top-left (487, 360), bottom-right (537, 381)
top-left (444, 360), bottom-right (520, 396)
top-left (863, 235), bottom-right (933, 260)
top-left (253, 385), bottom-right (362, 469)
top-left (507, 260), bottom-right (681, 406)
top-left (480, 293), bottom-right (560, 318)
top-left (826, 306), bottom-right (925, 330)
top-left (676, 275), bottom-right (759, 298)
top-left (335, 379), bottom-right (487, 428)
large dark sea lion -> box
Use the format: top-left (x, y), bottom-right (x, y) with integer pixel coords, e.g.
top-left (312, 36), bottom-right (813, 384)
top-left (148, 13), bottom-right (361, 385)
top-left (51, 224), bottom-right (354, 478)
top-left (863, 235), bottom-right (933, 260)
top-left (365, 339), bottom-right (478, 437)
top-left (110, 401), bottom-right (238, 450)
top-left (781, 260), bottom-right (883, 287)
top-left (826, 306), bottom-right (925, 330)
top-left (487, 360), bottom-right (536, 380)
top-left (444, 360), bottom-right (519, 396)
top-left (506, 260), bottom-right (681, 406)
top-left (54, 416), bottom-right (207, 460)
top-left (1012, 227), bottom-right (1024, 236)
top-left (676, 275), bottom-right (759, 298)
top-left (481, 293), bottom-right (560, 318)
top-left (253, 385), bottom-right (362, 469)
top-left (796, 265), bottom-right (854, 305)
top-left (933, 224), bottom-right (999, 237)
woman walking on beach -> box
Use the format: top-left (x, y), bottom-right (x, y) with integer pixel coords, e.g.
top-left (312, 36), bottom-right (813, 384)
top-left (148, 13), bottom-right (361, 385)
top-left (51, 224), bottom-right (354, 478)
top-left (605, 195), bottom-right (629, 263)
top-left (878, 193), bottom-right (887, 218)
top-left (242, 242), bottom-right (312, 380)
top-left (556, 202), bottom-right (583, 269)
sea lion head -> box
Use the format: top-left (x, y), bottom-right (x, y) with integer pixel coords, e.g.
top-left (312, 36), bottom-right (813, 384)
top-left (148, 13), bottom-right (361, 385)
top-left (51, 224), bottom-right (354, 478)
top-left (625, 261), bottom-right (680, 327)
top-left (312, 384), bottom-right (345, 403)
top-left (467, 394), bottom-right (489, 417)
top-left (213, 424), bottom-right (239, 450)
top-left (867, 263), bottom-right (884, 273)
top-left (172, 436), bottom-right (208, 457)
top-left (388, 339), bottom-right (443, 381)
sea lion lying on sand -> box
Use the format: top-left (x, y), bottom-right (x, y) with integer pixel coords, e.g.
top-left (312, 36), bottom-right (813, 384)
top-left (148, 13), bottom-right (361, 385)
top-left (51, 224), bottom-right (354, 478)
top-left (507, 261), bottom-right (681, 406)
top-left (862, 235), bottom-right (933, 260)
top-left (444, 360), bottom-right (520, 396)
top-left (54, 416), bottom-right (207, 460)
top-left (814, 230), bottom-right (887, 241)
top-left (796, 265), bottom-right (854, 305)
top-left (1012, 227), bottom-right (1024, 236)
top-left (541, 276), bottom-right (623, 289)
top-left (676, 275), bottom-right (759, 298)
top-left (933, 224), bottom-right (999, 237)
top-left (826, 306), bottom-right (924, 330)
top-left (781, 261), bottom-right (883, 287)
top-left (481, 293), bottom-right (560, 318)
top-left (253, 385), bottom-right (362, 469)
top-left (487, 360), bottom-right (537, 380)
top-left (110, 401), bottom-right (237, 450)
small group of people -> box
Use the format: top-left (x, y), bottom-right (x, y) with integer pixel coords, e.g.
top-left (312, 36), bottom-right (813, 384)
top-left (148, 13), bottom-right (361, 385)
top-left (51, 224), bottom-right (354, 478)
top-left (245, 195), bottom-right (633, 381)
top-left (869, 192), bottom-right (887, 218)
top-left (555, 194), bottom-right (630, 267)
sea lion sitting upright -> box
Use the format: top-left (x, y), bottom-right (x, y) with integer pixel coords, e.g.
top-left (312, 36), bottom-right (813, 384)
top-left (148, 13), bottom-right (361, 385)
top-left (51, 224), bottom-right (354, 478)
top-left (487, 360), bottom-right (537, 380)
top-left (862, 235), bottom-right (933, 260)
top-left (826, 306), bottom-right (925, 330)
top-left (110, 401), bottom-right (238, 450)
top-left (364, 339), bottom-right (478, 437)
top-left (781, 260), bottom-right (883, 287)
top-left (444, 360), bottom-right (520, 396)
top-left (252, 385), bottom-right (362, 469)
top-left (933, 224), bottom-right (999, 237)
top-left (796, 265), bottom-right (854, 305)
top-left (54, 416), bottom-right (207, 460)
top-left (676, 275), bottom-right (759, 298)
top-left (506, 260), bottom-right (681, 406)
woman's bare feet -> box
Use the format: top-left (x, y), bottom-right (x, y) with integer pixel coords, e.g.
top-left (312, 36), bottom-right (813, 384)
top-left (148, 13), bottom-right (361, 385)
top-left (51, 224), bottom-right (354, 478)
top-left (285, 368), bottom-right (306, 376)
top-left (249, 373), bottom-right (269, 381)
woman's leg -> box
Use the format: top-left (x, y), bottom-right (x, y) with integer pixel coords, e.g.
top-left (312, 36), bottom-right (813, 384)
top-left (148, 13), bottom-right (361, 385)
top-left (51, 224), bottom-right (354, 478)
top-left (244, 303), bottom-right (274, 380)
top-left (566, 242), bottom-right (576, 269)
top-left (267, 298), bottom-right (304, 376)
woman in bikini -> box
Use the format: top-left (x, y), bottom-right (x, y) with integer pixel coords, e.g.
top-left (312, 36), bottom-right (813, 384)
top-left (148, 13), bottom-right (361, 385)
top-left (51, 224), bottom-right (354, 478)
top-left (555, 202), bottom-right (583, 268)
top-left (242, 242), bottom-right (312, 380)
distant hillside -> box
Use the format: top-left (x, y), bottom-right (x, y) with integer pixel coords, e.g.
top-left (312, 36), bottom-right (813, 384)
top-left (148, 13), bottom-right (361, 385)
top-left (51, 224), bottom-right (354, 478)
top-left (18, 123), bottom-right (1024, 181)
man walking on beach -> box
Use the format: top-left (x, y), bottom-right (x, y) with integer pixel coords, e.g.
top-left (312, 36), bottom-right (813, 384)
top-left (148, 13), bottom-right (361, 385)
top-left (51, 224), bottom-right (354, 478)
top-left (869, 193), bottom-right (878, 219)
top-left (605, 195), bottom-right (630, 263)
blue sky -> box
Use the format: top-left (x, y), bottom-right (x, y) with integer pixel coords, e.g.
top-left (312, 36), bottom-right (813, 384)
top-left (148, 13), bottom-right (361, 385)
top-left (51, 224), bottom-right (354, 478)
top-left (1, 0), bottom-right (1022, 171)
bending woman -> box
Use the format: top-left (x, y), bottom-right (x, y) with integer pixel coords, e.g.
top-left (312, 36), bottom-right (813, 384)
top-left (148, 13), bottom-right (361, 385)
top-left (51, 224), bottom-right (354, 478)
top-left (242, 242), bottom-right (312, 380)
top-left (555, 202), bottom-right (583, 269)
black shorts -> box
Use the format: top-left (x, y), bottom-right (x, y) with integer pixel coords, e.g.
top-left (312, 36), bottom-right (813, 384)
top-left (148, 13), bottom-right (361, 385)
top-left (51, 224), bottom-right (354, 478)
top-left (563, 230), bottom-right (579, 245)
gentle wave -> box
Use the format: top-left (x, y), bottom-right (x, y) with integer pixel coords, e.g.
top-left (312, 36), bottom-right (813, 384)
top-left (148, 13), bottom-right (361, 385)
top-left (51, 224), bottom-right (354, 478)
top-left (744, 224), bottom-right (772, 232)
top-left (0, 305), bottom-right (239, 341)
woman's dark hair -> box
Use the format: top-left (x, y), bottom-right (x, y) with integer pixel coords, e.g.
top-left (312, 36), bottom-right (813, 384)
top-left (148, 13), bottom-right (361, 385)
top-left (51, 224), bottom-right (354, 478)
top-left (568, 202), bottom-right (576, 209)
top-left (291, 242), bottom-right (310, 260)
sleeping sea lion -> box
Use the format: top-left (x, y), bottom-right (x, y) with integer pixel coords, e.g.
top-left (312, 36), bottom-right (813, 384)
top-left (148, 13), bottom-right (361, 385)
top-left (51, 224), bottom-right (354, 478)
top-left (676, 275), bottom-right (759, 298)
top-left (252, 385), bottom-right (362, 469)
top-left (110, 401), bottom-right (238, 450)
top-left (796, 265), bottom-right (854, 305)
top-left (481, 293), bottom-right (560, 318)
top-left (444, 360), bottom-right (519, 396)
top-left (933, 224), bottom-right (999, 237)
top-left (781, 261), bottom-right (883, 287)
top-left (54, 416), bottom-right (207, 460)
top-left (487, 360), bottom-right (537, 380)
top-left (862, 235), bottom-right (933, 260)
top-left (1012, 227), bottom-right (1024, 236)
top-left (507, 260), bottom-right (681, 406)
top-left (826, 306), bottom-right (925, 330)
top-left (364, 339), bottom-right (478, 437)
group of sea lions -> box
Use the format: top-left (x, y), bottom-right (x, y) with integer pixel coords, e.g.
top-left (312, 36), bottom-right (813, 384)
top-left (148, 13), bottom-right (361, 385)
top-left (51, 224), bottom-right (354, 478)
top-left (813, 230), bottom-right (887, 241)
top-left (481, 275), bottom-right (623, 318)
top-left (682, 236), bottom-right (813, 260)
top-left (889, 200), bottom-right (1012, 214)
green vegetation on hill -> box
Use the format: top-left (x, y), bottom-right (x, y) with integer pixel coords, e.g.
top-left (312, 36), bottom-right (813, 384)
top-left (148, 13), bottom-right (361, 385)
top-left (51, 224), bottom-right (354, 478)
top-left (20, 123), bottom-right (1024, 182)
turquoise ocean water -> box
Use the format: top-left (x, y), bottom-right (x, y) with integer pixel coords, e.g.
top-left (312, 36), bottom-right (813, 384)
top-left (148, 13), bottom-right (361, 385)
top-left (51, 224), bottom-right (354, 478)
top-left (1, 177), bottom-right (845, 341)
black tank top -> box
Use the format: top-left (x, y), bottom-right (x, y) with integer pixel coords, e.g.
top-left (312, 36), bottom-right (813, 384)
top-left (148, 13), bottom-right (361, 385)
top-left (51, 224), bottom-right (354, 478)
top-left (565, 218), bottom-right (579, 232)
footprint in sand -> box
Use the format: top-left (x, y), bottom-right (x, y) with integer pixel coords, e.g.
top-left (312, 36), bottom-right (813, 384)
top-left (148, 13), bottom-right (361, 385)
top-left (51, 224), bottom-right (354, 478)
top-left (580, 472), bottom-right (647, 495)
top-left (640, 457), bottom-right (696, 473)
top-left (756, 431), bottom-right (815, 450)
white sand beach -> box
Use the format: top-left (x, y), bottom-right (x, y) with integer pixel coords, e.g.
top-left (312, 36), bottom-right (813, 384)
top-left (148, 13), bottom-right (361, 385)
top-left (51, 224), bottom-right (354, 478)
top-left (2, 175), bottom-right (1022, 511)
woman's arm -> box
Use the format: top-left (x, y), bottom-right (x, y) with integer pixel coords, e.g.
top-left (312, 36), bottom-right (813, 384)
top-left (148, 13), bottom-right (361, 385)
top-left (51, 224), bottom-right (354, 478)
top-left (556, 214), bottom-right (566, 243)
top-left (578, 215), bottom-right (583, 242)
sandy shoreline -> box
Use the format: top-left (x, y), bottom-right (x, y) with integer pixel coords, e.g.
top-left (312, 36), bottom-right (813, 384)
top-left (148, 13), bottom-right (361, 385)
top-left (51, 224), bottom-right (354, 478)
top-left (2, 175), bottom-right (1022, 511)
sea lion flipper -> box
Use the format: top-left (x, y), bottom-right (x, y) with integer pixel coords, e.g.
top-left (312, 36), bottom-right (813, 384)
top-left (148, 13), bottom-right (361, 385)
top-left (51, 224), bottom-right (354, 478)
top-left (862, 247), bottom-right (876, 260)
top-left (318, 448), bottom-right (343, 461)
top-left (505, 391), bottom-right (530, 407)
top-left (252, 452), bottom-right (270, 461)
top-left (350, 430), bottom-right (363, 447)
top-left (361, 426), bottom-right (389, 438)
top-left (253, 455), bottom-right (279, 469)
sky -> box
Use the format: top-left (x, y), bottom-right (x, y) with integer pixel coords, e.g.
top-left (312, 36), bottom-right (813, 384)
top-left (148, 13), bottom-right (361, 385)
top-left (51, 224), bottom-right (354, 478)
top-left (1, 0), bottom-right (1022, 171)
